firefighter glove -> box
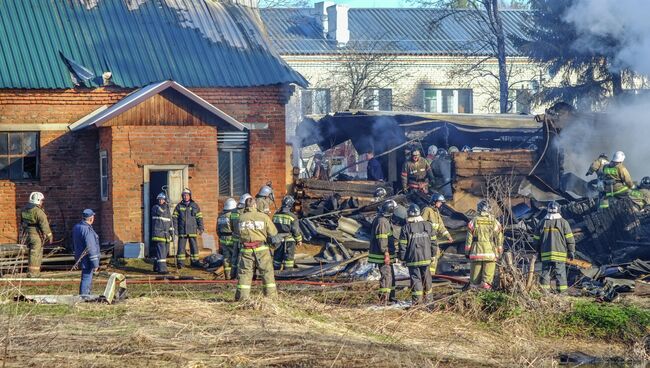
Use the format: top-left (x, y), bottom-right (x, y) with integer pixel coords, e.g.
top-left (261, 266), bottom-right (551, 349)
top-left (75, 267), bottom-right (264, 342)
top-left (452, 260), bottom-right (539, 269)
top-left (568, 252), bottom-right (575, 261)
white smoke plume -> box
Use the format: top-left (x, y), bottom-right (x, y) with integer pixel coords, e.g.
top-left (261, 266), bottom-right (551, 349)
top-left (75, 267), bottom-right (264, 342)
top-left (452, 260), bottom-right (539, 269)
top-left (555, 0), bottom-right (650, 182)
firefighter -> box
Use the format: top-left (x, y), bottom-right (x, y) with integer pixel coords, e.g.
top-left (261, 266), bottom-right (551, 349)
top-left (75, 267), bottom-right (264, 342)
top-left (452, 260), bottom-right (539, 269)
top-left (272, 195), bottom-right (303, 270)
top-left (72, 209), bottom-right (100, 295)
top-left (217, 198), bottom-right (239, 279)
top-left (629, 176), bottom-right (650, 210)
top-left (369, 200), bottom-right (398, 303)
top-left (235, 197), bottom-right (279, 301)
top-left (255, 185), bottom-right (274, 215)
top-left (464, 200), bottom-right (504, 289)
top-left (401, 149), bottom-right (436, 193)
top-left (586, 153), bottom-right (609, 178)
top-left (431, 148), bottom-right (452, 198)
top-left (151, 192), bottom-right (172, 274)
top-left (172, 188), bottom-right (204, 268)
top-left (600, 151), bottom-right (634, 209)
top-left (20, 192), bottom-right (52, 278)
top-left (534, 201), bottom-right (575, 293)
top-left (399, 204), bottom-right (436, 304)
top-left (421, 193), bottom-right (453, 275)
top-left (426, 145), bottom-right (438, 163)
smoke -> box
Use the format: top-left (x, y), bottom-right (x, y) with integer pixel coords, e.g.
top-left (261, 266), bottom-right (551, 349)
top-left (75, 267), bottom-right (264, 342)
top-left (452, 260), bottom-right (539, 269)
top-left (564, 0), bottom-right (650, 75)
top-left (554, 0), bottom-right (650, 181)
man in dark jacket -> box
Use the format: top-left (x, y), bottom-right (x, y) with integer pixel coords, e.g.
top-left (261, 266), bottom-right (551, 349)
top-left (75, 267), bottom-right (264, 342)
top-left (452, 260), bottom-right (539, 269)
top-left (366, 150), bottom-right (385, 182)
top-left (272, 195), bottom-right (303, 270)
top-left (369, 200), bottom-right (398, 304)
top-left (151, 192), bottom-right (173, 274)
top-left (72, 209), bottom-right (100, 295)
top-left (533, 201), bottom-right (575, 293)
top-left (173, 188), bottom-right (204, 268)
top-left (399, 204), bottom-right (436, 304)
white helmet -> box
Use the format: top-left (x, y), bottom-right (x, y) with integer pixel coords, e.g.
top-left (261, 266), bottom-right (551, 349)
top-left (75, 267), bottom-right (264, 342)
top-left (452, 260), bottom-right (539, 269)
top-left (612, 151), bottom-right (625, 163)
top-left (29, 192), bottom-right (44, 205)
top-left (427, 145), bottom-right (438, 157)
top-left (224, 198), bottom-right (237, 211)
top-left (238, 193), bottom-right (252, 208)
top-left (258, 185), bottom-right (273, 197)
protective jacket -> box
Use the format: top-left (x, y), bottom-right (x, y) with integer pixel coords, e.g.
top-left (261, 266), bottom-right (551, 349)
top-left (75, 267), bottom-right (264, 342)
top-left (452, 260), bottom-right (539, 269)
top-left (173, 200), bottom-right (204, 236)
top-left (238, 208), bottom-right (278, 244)
top-left (587, 157), bottom-right (609, 177)
top-left (630, 188), bottom-right (650, 209)
top-left (602, 162), bottom-right (634, 197)
top-left (217, 210), bottom-right (239, 247)
top-left (272, 207), bottom-right (303, 242)
top-left (421, 206), bottom-right (450, 242)
top-left (465, 212), bottom-right (503, 261)
top-left (72, 221), bottom-right (100, 268)
top-left (369, 215), bottom-right (395, 264)
top-left (21, 204), bottom-right (52, 238)
top-left (533, 213), bottom-right (575, 263)
top-left (399, 217), bottom-right (435, 267)
top-left (401, 159), bottom-right (435, 191)
top-left (151, 204), bottom-right (173, 242)
top-left (256, 196), bottom-right (273, 215)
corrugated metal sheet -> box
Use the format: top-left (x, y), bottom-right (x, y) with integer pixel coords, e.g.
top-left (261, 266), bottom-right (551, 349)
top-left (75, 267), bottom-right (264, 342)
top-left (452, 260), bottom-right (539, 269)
top-left (261, 8), bottom-right (531, 56)
top-left (0, 0), bottom-right (307, 89)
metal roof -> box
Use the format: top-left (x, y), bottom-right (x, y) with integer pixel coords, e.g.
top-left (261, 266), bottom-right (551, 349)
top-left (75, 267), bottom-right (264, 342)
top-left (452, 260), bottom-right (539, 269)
top-left (69, 80), bottom-right (246, 131)
top-left (260, 8), bottom-right (531, 56)
top-left (0, 0), bottom-right (307, 89)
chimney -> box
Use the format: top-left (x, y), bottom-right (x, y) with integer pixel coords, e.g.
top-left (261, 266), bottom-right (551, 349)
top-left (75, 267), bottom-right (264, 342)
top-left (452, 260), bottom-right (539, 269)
top-left (314, 1), bottom-right (335, 37)
top-left (327, 4), bottom-right (350, 46)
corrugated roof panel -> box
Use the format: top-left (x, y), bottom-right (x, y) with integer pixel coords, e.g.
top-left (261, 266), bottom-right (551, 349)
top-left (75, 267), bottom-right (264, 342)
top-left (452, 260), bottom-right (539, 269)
top-left (261, 8), bottom-right (531, 56)
top-left (0, 0), bottom-right (306, 89)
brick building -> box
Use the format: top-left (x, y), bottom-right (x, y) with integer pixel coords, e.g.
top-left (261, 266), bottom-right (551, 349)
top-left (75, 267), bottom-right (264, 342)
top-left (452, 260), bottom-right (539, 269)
top-left (0, 0), bottom-right (306, 250)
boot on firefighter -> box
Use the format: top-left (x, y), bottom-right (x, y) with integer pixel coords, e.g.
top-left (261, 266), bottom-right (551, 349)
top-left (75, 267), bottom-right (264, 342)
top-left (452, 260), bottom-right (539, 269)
top-left (399, 204), bottom-right (437, 305)
top-left (173, 188), bottom-right (204, 268)
top-left (272, 195), bottom-right (303, 271)
top-left (217, 198), bottom-right (239, 279)
top-left (151, 192), bottom-right (172, 274)
top-left (20, 192), bottom-right (52, 278)
top-left (235, 197), bottom-right (279, 301)
top-left (465, 200), bottom-right (504, 290)
top-left (534, 201), bottom-right (575, 293)
top-left (600, 151), bottom-right (634, 209)
top-left (401, 148), bottom-right (435, 194)
top-left (369, 200), bottom-right (398, 304)
top-left (421, 193), bottom-right (453, 275)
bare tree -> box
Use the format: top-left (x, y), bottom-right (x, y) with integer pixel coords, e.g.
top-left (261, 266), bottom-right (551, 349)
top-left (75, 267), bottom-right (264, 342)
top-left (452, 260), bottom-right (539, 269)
top-left (325, 40), bottom-right (410, 111)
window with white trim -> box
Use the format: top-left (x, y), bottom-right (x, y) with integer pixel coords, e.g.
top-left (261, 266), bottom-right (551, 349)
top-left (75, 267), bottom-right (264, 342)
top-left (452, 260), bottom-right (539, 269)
top-left (513, 89), bottom-right (532, 114)
top-left (218, 132), bottom-right (249, 197)
top-left (301, 88), bottom-right (331, 115)
top-left (100, 150), bottom-right (108, 201)
top-left (364, 88), bottom-right (392, 111)
top-left (0, 132), bottom-right (39, 180)
top-left (423, 89), bottom-right (473, 113)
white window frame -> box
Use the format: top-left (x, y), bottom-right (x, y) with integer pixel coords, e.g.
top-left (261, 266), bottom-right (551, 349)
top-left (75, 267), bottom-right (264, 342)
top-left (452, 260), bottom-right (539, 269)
top-left (99, 150), bottom-right (108, 201)
top-left (423, 88), bottom-right (473, 113)
top-left (512, 89), bottom-right (532, 114)
top-left (364, 88), bottom-right (392, 111)
top-left (302, 88), bottom-right (331, 115)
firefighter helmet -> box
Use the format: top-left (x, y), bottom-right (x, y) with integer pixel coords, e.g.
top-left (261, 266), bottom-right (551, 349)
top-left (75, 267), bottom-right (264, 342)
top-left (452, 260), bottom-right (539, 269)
top-left (427, 145), bottom-right (438, 157)
top-left (258, 185), bottom-right (273, 197)
top-left (477, 199), bottom-right (491, 213)
top-left (181, 188), bottom-right (192, 196)
top-left (156, 192), bottom-right (167, 202)
top-left (379, 200), bottom-right (397, 216)
top-left (641, 176), bottom-right (650, 188)
top-left (238, 193), bottom-right (252, 208)
top-left (430, 193), bottom-right (445, 204)
top-left (374, 187), bottom-right (387, 199)
top-left (407, 204), bottom-right (421, 217)
top-left (223, 198), bottom-right (237, 211)
top-left (29, 192), bottom-right (44, 205)
top-left (448, 146), bottom-right (460, 154)
top-left (547, 201), bottom-right (560, 214)
top-left (612, 151), bottom-right (626, 163)
top-left (282, 195), bottom-right (296, 208)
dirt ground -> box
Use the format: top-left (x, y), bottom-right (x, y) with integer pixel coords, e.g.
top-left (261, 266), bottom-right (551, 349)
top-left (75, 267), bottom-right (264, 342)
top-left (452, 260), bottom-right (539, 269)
top-left (0, 265), bottom-right (635, 368)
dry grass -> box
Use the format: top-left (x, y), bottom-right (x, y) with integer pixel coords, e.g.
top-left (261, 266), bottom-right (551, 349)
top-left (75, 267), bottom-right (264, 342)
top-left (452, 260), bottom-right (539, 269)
top-left (0, 282), bottom-right (633, 368)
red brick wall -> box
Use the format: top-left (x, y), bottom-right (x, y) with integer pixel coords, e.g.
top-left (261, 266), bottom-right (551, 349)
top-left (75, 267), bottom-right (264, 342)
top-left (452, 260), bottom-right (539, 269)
top-left (0, 85), bottom-right (289, 244)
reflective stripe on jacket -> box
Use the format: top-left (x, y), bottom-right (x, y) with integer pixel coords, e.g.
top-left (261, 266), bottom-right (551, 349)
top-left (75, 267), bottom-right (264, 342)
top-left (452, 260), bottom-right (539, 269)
top-left (238, 208), bottom-right (278, 244)
top-left (401, 159), bottom-right (435, 189)
top-left (272, 207), bottom-right (303, 243)
top-left (173, 200), bottom-right (203, 236)
top-left (602, 163), bottom-right (634, 196)
top-left (421, 206), bottom-right (450, 241)
top-left (151, 204), bottom-right (173, 242)
top-left (465, 212), bottom-right (503, 261)
top-left (533, 214), bottom-right (575, 262)
top-left (399, 217), bottom-right (435, 267)
top-left (369, 215), bottom-right (395, 264)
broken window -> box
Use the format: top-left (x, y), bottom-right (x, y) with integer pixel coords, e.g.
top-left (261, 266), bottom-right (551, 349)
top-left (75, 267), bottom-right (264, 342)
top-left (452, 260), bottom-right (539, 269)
top-left (513, 89), bottom-right (532, 114)
top-left (218, 132), bottom-right (249, 197)
top-left (302, 88), bottom-right (331, 115)
top-left (424, 89), bottom-right (473, 113)
top-left (100, 150), bottom-right (109, 201)
top-left (364, 88), bottom-right (392, 111)
top-left (0, 132), bottom-right (39, 180)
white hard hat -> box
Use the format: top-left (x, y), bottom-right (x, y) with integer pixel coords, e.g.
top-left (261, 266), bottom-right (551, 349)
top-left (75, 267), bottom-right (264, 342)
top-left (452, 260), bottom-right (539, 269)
top-left (238, 193), bottom-right (252, 207)
top-left (29, 192), bottom-right (44, 205)
top-left (224, 198), bottom-right (237, 211)
top-left (427, 145), bottom-right (438, 157)
top-left (258, 185), bottom-right (273, 197)
top-left (612, 151), bottom-right (625, 163)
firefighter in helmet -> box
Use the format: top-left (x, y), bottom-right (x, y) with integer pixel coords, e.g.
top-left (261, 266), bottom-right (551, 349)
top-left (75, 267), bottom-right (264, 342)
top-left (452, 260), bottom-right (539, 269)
top-left (20, 192), bottom-right (52, 277)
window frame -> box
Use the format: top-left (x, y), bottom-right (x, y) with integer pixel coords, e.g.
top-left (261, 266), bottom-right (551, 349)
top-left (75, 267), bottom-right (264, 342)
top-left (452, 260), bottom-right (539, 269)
top-left (0, 131), bottom-right (40, 181)
top-left (217, 132), bottom-right (249, 197)
top-left (513, 89), bottom-right (532, 114)
top-left (302, 88), bottom-right (331, 115)
top-left (364, 88), bottom-right (393, 111)
top-left (99, 150), bottom-right (109, 201)
top-left (423, 88), bottom-right (473, 114)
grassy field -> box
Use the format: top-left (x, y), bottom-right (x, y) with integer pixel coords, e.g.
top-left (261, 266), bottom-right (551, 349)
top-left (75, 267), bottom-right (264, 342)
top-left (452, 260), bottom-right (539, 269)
top-left (0, 272), bottom-right (647, 368)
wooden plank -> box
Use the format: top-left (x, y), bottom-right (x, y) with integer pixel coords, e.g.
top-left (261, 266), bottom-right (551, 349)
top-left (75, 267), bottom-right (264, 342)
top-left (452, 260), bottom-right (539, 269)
top-left (300, 179), bottom-right (391, 193)
top-left (455, 168), bottom-right (531, 177)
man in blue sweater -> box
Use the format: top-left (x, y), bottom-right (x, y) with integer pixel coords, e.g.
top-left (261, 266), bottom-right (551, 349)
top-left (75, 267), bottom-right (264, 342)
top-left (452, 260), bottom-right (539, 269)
top-left (72, 209), bottom-right (100, 296)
